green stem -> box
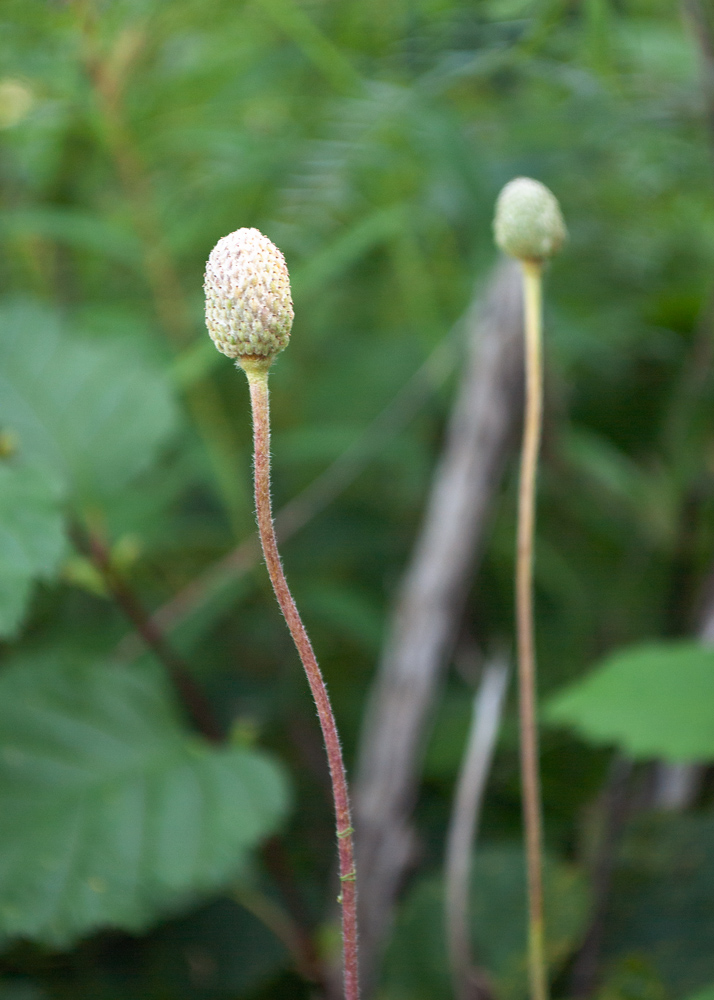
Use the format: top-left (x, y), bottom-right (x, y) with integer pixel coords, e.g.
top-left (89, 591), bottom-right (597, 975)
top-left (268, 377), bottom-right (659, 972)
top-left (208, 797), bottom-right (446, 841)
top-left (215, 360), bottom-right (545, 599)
top-left (517, 260), bottom-right (548, 1000)
top-left (243, 360), bottom-right (360, 1000)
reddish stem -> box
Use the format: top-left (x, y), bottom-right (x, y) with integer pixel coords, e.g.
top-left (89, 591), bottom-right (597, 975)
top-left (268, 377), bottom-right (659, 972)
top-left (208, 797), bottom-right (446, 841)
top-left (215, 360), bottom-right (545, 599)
top-left (244, 362), bottom-right (359, 1000)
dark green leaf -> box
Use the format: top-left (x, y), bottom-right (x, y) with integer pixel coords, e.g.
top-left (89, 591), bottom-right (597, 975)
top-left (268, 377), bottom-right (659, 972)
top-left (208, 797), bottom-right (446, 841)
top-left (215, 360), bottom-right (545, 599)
top-left (603, 812), bottom-right (714, 996)
top-left (0, 300), bottom-right (178, 502)
top-left (0, 462), bottom-right (65, 637)
top-left (383, 847), bottom-right (589, 1000)
top-left (0, 656), bottom-right (290, 948)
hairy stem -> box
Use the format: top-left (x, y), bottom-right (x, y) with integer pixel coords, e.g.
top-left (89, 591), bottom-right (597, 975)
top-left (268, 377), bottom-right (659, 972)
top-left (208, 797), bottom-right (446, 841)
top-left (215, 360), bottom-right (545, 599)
top-left (244, 362), bottom-right (359, 1000)
top-left (517, 259), bottom-right (548, 1000)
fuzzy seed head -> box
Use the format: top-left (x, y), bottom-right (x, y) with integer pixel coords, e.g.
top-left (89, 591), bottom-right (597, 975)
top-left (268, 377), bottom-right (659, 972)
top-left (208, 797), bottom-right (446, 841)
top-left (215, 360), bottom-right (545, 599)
top-left (493, 177), bottom-right (566, 262)
top-left (204, 228), bottom-right (294, 361)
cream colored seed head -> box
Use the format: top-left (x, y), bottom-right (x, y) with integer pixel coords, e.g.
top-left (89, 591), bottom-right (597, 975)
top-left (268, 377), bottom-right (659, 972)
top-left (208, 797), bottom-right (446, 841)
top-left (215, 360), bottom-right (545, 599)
top-left (204, 228), bottom-right (294, 362)
top-left (493, 177), bottom-right (566, 262)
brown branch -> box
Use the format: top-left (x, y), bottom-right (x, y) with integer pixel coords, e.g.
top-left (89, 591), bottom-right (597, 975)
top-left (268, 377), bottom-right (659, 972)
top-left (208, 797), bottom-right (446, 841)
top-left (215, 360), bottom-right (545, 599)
top-left (350, 261), bottom-right (524, 996)
top-left (69, 523), bottom-right (224, 743)
top-left (232, 877), bottom-right (324, 985)
top-left (261, 835), bottom-right (327, 985)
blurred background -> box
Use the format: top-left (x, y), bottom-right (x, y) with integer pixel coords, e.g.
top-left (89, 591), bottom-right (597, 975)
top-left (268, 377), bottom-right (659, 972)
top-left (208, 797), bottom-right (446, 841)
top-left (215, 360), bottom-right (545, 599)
top-left (2, 0), bottom-right (714, 998)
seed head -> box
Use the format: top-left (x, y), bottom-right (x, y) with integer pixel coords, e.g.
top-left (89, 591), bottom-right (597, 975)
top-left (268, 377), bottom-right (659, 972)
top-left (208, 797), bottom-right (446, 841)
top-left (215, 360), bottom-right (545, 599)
top-left (204, 228), bottom-right (294, 364)
top-left (493, 177), bottom-right (566, 262)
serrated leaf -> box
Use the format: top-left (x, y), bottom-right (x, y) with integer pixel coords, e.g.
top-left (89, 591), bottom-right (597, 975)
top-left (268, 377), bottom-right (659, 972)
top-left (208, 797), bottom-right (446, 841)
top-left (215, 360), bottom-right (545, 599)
top-left (545, 641), bottom-right (714, 762)
top-left (0, 656), bottom-right (290, 948)
top-left (0, 299), bottom-right (178, 501)
top-left (0, 462), bottom-right (66, 637)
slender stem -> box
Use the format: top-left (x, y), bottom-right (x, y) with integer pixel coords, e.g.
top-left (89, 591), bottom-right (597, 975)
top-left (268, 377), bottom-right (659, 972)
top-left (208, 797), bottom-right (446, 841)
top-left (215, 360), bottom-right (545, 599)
top-left (244, 362), bottom-right (359, 1000)
top-left (115, 325), bottom-right (459, 660)
top-left (68, 523), bottom-right (224, 744)
top-left (445, 659), bottom-right (509, 1000)
top-left (232, 881), bottom-right (323, 984)
top-left (516, 259), bottom-right (548, 1000)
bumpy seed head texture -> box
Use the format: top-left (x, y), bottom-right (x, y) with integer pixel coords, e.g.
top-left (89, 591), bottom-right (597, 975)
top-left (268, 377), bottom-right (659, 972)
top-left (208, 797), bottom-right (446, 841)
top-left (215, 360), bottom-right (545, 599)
top-left (493, 177), bottom-right (566, 262)
top-left (204, 228), bottom-right (294, 364)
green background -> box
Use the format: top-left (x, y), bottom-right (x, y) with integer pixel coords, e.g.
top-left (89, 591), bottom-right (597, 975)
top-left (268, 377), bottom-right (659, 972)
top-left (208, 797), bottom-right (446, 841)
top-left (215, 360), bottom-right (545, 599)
top-left (1, 0), bottom-right (714, 997)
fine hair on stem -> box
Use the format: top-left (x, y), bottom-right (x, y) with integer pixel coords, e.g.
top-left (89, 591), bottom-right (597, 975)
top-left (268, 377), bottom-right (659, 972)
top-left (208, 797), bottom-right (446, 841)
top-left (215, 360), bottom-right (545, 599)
top-left (243, 360), bottom-right (360, 1000)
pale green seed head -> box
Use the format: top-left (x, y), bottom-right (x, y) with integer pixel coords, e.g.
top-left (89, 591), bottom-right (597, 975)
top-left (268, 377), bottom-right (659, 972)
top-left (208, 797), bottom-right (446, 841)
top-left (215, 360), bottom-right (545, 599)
top-left (204, 228), bottom-right (294, 362)
top-left (493, 177), bottom-right (566, 262)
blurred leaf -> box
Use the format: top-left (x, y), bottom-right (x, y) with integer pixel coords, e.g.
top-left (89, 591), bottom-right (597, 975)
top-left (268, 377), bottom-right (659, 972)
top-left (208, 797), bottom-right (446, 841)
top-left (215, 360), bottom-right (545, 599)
top-left (563, 428), bottom-right (674, 544)
top-left (0, 461), bottom-right (65, 637)
top-left (147, 896), bottom-right (288, 998)
top-left (300, 581), bottom-right (384, 651)
top-left (291, 204), bottom-right (406, 299)
top-left (382, 846), bottom-right (589, 1000)
top-left (0, 983), bottom-right (47, 1000)
top-left (602, 811), bottom-right (714, 996)
top-left (0, 299), bottom-right (178, 503)
top-left (545, 642), bottom-right (714, 762)
top-left (0, 655), bottom-right (290, 949)
top-left (0, 209), bottom-right (142, 268)
top-left (596, 955), bottom-right (669, 1000)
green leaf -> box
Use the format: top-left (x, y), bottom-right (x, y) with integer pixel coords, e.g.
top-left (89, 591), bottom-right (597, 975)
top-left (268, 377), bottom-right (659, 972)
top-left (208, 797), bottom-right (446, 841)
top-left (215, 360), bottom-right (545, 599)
top-left (0, 462), bottom-right (65, 637)
top-left (687, 988), bottom-right (714, 1000)
top-left (0, 299), bottom-right (178, 502)
top-left (148, 897), bottom-right (289, 997)
top-left (0, 983), bottom-right (47, 1000)
top-left (603, 811), bottom-right (714, 995)
top-left (0, 655), bottom-right (290, 948)
top-left (0, 209), bottom-right (142, 269)
top-left (383, 847), bottom-right (589, 1000)
top-left (545, 641), bottom-right (714, 762)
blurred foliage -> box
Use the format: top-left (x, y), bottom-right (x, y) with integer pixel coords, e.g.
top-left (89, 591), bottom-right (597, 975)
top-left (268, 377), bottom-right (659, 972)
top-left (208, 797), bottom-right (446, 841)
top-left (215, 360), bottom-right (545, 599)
top-left (601, 810), bottom-right (714, 996)
top-left (545, 641), bottom-right (714, 761)
top-left (0, 653), bottom-right (288, 948)
top-left (381, 846), bottom-right (589, 1000)
top-left (1, 0), bottom-right (714, 996)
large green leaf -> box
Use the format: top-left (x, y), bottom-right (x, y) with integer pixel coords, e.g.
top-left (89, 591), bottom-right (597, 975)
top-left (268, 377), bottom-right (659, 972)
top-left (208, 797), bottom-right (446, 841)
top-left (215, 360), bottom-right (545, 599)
top-left (0, 300), bottom-right (178, 502)
top-left (0, 462), bottom-right (66, 637)
top-left (545, 641), bottom-right (714, 762)
top-left (382, 847), bottom-right (589, 1000)
top-left (0, 656), bottom-right (290, 948)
